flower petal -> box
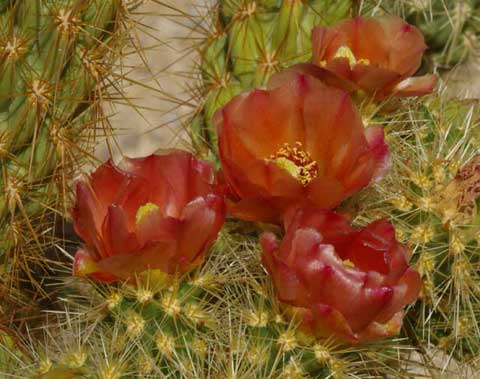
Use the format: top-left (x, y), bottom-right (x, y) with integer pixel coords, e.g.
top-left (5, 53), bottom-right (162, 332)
top-left (135, 206), bottom-right (180, 246)
top-left (350, 64), bottom-right (401, 93)
top-left (218, 71), bottom-right (387, 222)
top-left (261, 231), bottom-right (314, 305)
top-left (90, 159), bottom-right (128, 208)
top-left (227, 197), bottom-right (289, 223)
top-left (98, 205), bottom-right (139, 258)
top-left (118, 152), bottom-right (220, 218)
top-left (364, 127), bottom-right (390, 181)
top-left (374, 268), bottom-right (421, 324)
top-left (269, 63), bottom-right (358, 93)
top-left (72, 182), bottom-right (106, 259)
top-left (378, 16), bottom-right (427, 76)
top-left (311, 25), bottom-right (343, 63)
top-left (357, 311), bottom-right (404, 343)
top-left (284, 207), bottom-right (355, 259)
top-left (309, 303), bottom-right (357, 342)
top-left (73, 249), bottom-right (118, 283)
top-left (215, 86), bottom-right (303, 161)
top-left (95, 241), bottom-right (178, 279)
top-left (391, 74), bottom-right (438, 97)
top-left (178, 194), bottom-right (226, 270)
top-left (344, 219), bottom-right (396, 275)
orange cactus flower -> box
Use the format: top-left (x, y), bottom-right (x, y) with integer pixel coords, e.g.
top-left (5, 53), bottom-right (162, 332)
top-left (72, 151), bottom-right (226, 282)
top-left (214, 73), bottom-right (389, 223)
top-left (261, 207), bottom-right (421, 344)
top-left (311, 16), bottom-right (437, 98)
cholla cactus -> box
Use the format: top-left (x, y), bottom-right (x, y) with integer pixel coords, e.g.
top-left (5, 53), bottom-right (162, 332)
top-left (351, 95), bottom-right (480, 362)
top-left (0, 0), bottom-right (133, 292)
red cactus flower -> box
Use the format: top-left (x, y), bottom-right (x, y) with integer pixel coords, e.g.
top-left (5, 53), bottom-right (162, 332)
top-left (261, 207), bottom-right (421, 343)
top-left (310, 16), bottom-right (437, 98)
top-left (214, 73), bottom-right (389, 223)
top-left (72, 151), bottom-right (226, 282)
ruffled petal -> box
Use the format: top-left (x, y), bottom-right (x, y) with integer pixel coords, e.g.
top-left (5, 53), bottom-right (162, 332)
top-left (72, 182), bottom-right (106, 259)
top-left (269, 63), bottom-right (358, 93)
top-left (357, 311), bottom-right (404, 343)
top-left (350, 64), bottom-right (401, 93)
top-left (95, 241), bottom-right (178, 279)
top-left (177, 194), bottom-right (226, 270)
top-left (378, 16), bottom-right (427, 76)
top-left (73, 249), bottom-right (118, 283)
top-left (261, 232), bottom-right (312, 305)
top-left (215, 85), bottom-right (304, 161)
top-left (309, 303), bottom-right (358, 342)
top-left (374, 268), bottom-right (421, 324)
top-left (90, 159), bottom-right (128, 209)
top-left (135, 206), bottom-right (180, 246)
top-left (344, 219), bottom-right (396, 275)
top-left (282, 207), bottom-right (356, 258)
top-left (297, 242), bottom-right (397, 330)
top-left (364, 127), bottom-right (390, 181)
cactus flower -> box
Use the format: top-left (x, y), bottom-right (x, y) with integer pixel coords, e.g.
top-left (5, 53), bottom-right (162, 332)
top-left (310, 16), bottom-right (437, 98)
top-left (214, 73), bottom-right (389, 223)
top-left (72, 152), bottom-right (226, 282)
top-left (261, 207), bottom-right (421, 343)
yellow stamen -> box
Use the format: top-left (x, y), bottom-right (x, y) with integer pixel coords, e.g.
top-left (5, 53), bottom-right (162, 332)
top-left (342, 259), bottom-right (355, 268)
top-left (268, 142), bottom-right (318, 186)
top-left (333, 46), bottom-right (370, 68)
top-left (135, 202), bottom-right (160, 226)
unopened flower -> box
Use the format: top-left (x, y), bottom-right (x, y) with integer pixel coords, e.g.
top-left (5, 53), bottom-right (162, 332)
top-left (261, 208), bottom-right (421, 343)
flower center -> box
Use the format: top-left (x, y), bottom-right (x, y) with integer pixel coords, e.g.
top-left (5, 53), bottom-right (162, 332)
top-left (136, 202), bottom-right (160, 226)
top-left (268, 142), bottom-right (318, 186)
top-left (321, 46), bottom-right (370, 69)
top-left (342, 259), bottom-right (356, 268)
